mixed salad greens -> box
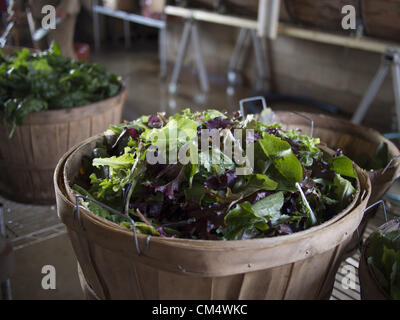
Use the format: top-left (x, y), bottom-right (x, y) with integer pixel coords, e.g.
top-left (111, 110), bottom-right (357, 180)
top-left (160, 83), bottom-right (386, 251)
top-left (367, 227), bottom-right (400, 299)
top-left (0, 42), bottom-right (121, 138)
top-left (72, 109), bottom-right (359, 241)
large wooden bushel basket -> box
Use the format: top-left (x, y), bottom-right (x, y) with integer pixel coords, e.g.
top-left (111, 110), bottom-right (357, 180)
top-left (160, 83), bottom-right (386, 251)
top-left (54, 134), bottom-right (371, 300)
top-left (358, 218), bottom-right (400, 300)
top-left (0, 88), bottom-right (126, 204)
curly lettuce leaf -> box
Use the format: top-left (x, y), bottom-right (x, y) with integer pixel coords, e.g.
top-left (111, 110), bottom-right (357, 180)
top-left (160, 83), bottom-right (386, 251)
top-left (93, 146), bottom-right (136, 170)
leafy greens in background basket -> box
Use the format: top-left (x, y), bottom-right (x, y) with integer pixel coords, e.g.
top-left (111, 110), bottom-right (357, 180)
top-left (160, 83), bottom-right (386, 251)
top-left (73, 109), bottom-right (359, 241)
top-left (342, 141), bottom-right (389, 172)
top-left (0, 43), bottom-right (121, 138)
top-left (367, 229), bottom-right (400, 299)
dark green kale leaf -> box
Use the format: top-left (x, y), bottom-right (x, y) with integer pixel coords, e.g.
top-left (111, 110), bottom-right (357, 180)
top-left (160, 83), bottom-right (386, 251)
top-left (367, 229), bottom-right (400, 300)
top-left (223, 192), bottom-right (284, 240)
top-left (0, 42), bottom-right (122, 138)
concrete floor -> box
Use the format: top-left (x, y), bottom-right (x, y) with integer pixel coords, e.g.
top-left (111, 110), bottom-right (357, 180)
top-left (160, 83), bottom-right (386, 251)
top-left (1, 43), bottom-right (399, 300)
top-left (0, 195), bottom-right (83, 300)
top-left (11, 234), bottom-right (83, 300)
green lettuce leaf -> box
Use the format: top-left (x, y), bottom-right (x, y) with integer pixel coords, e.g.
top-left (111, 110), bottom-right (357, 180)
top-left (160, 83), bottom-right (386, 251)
top-left (143, 117), bottom-right (197, 153)
top-left (203, 109), bottom-right (227, 121)
top-left (367, 229), bottom-right (400, 300)
top-left (223, 192), bottom-right (284, 240)
top-left (93, 147), bottom-right (135, 170)
top-left (252, 191), bottom-right (284, 222)
top-left (258, 133), bottom-right (303, 184)
top-left (329, 156), bottom-right (356, 178)
top-left (233, 173), bottom-right (278, 196)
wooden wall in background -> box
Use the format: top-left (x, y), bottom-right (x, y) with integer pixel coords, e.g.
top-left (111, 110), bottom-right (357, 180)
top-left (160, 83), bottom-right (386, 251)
top-left (362, 0), bottom-right (400, 43)
top-left (165, 19), bottom-right (396, 132)
top-left (284, 0), bottom-right (360, 33)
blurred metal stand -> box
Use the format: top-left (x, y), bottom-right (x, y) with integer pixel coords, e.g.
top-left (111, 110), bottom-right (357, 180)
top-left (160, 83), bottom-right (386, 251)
top-left (92, 0), bottom-right (167, 78)
top-left (0, 21), bottom-right (14, 48)
top-left (351, 47), bottom-right (400, 131)
top-left (168, 18), bottom-right (209, 94)
top-left (227, 28), bottom-right (268, 93)
top-left (165, 0), bottom-right (280, 94)
top-left (0, 24), bottom-right (14, 299)
top-left (0, 203), bottom-right (13, 300)
top-left (227, 0), bottom-right (279, 93)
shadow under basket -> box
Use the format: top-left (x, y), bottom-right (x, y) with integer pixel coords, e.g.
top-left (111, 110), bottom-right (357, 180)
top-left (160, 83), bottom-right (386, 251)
top-left (54, 133), bottom-right (371, 300)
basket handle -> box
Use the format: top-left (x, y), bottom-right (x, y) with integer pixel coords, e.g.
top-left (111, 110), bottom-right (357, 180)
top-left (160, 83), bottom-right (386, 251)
top-left (73, 194), bottom-right (145, 256)
top-left (381, 155), bottom-right (400, 175)
top-left (381, 133), bottom-right (400, 175)
top-left (355, 200), bottom-right (389, 248)
top-left (286, 111), bottom-right (314, 138)
top-left (238, 96), bottom-right (315, 137)
top-left (361, 200), bottom-right (400, 241)
top-left (363, 200), bottom-right (388, 223)
top-left (239, 96), bottom-right (268, 118)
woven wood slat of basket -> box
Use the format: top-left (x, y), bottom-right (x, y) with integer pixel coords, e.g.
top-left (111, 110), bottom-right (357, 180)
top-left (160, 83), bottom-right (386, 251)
top-left (0, 88), bottom-right (126, 204)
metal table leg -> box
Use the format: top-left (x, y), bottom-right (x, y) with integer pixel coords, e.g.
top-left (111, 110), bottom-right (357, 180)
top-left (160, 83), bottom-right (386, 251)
top-left (191, 22), bottom-right (209, 93)
top-left (351, 59), bottom-right (390, 125)
top-left (352, 47), bottom-right (400, 129)
top-left (251, 29), bottom-right (266, 91)
top-left (123, 20), bottom-right (131, 49)
top-left (0, 203), bottom-right (12, 300)
top-left (93, 0), bottom-right (101, 51)
top-left (0, 204), bottom-right (5, 237)
top-left (1, 281), bottom-right (12, 300)
top-left (159, 26), bottom-right (167, 79)
top-left (227, 28), bottom-right (250, 84)
top-left (227, 27), bottom-right (269, 92)
top-left (169, 20), bottom-right (192, 93)
top-left (391, 53), bottom-right (400, 131)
